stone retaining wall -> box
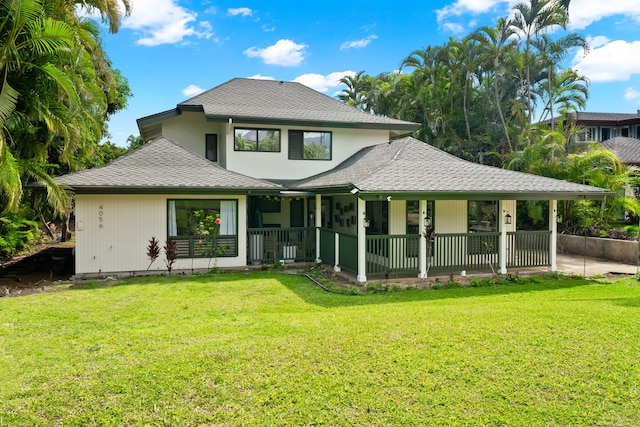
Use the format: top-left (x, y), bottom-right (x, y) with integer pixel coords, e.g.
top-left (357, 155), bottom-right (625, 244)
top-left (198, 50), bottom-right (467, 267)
top-left (557, 234), bottom-right (638, 265)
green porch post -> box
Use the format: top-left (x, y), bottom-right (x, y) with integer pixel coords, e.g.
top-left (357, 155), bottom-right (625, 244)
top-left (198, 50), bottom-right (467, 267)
top-left (418, 199), bottom-right (428, 278)
top-left (499, 200), bottom-right (508, 274)
top-left (357, 197), bottom-right (367, 283)
top-left (549, 199), bottom-right (558, 272)
top-left (315, 194), bottom-right (321, 262)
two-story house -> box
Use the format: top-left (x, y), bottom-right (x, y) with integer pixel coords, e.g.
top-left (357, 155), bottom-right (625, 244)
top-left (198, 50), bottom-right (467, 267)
top-left (55, 78), bottom-right (609, 282)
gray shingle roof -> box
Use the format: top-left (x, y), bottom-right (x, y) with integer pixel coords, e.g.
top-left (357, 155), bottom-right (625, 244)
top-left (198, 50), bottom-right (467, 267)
top-left (55, 137), bottom-right (282, 193)
top-left (540, 111), bottom-right (640, 125)
top-left (602, 136), bottom-right (640, 165)
top-left (176, 78), bottom-right (419, 131)
top-left (292, 137), bottom-right (610, 200)
top-left (573, 112), bottom-right (640, 122)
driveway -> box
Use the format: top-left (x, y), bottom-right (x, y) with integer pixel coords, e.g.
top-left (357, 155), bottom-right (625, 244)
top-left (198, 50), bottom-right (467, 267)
top-left (556, 253), bottom-right (637, 277)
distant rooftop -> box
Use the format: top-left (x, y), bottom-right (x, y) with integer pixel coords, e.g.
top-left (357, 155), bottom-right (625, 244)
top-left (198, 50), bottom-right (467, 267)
top-left (602, 136), bottom-right (640, 166)
top-left (540, 111), bottom-right (640, 125)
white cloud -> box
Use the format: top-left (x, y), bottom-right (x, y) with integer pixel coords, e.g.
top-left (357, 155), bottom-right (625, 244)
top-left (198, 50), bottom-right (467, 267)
top-left (573, 40), bottom-right (640, 82)
top-left (624, 87), bottom-right (640, 101)
top-left (587, 35), bottom-right (611, 49)
top-left (182, 84), bottom-right (205, 97)
top-left (244, 39), bottom-right (307, 66)
top-left (340, 35), bottom-right (378, 50)
top-left (122, 0), bottom-right (213, 46)
top-left (262, 24), bottom-right (276, 32)
top-left (293, 71), bottom-right (355, 93)
top-left (247, 74), bottom-right (275, 80)
top-left (568, 0), bottom-right (640, 29)
top-left (228, 7), bottom-right (253, 17)
top-left (436, 0), bottom-right (504, 23)
top-left (441, 22), bottom-right (466, 34)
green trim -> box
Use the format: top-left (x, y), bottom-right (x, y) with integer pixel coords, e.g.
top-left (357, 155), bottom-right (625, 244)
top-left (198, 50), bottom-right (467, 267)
top-left (136, 109), bottom-right (181, 127)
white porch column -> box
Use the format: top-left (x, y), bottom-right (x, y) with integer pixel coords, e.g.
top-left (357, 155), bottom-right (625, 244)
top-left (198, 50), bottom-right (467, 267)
top-left (549, 199), bottom-right (558, 272)
top-left (315, 194), bottom-right (321, 262)
top-left (499, 200), bottom-right (508, 274)
top-left (357, 197), bottom-right (367, 283)
top-left (418, 199), bottom-right (428, 279)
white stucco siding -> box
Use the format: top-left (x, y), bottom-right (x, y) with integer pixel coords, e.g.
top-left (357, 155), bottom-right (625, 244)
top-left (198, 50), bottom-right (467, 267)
top-left (224, 125), bottom-right (390, 180)
top-left (162, 112), bottom-right (225, 160)
top-left (74, 194), bottom-right (247, 276)
top-left (435, 200), bottom-right (467, 233)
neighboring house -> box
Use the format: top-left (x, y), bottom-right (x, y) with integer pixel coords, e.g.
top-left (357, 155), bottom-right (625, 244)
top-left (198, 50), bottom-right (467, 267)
top-left (561, 111), bottom-right (640, 144)
top-left (54, 78), bottom-right (610, 282)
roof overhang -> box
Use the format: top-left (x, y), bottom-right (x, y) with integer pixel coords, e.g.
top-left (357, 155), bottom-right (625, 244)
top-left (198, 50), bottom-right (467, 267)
top-left (354, 190), bottom-right (612, 201)
top-left (57, 186), bottom-right (283, 196)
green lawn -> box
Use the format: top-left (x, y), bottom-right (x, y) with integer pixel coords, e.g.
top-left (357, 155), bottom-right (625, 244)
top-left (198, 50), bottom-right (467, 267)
top-left (1, 272), bottom-right (639, 426)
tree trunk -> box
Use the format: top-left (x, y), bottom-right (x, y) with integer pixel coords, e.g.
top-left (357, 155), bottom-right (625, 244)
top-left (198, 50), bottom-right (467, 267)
top-left (60, 214), bottom-right (71, 242)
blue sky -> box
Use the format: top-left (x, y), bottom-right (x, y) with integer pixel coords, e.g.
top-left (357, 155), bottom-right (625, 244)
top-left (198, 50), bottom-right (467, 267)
top-left (95, 0), bottom-right (640, 146)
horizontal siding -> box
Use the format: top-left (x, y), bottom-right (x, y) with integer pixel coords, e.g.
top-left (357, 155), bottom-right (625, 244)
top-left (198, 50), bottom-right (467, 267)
top-left (75, 194), bottom-right (247, 275)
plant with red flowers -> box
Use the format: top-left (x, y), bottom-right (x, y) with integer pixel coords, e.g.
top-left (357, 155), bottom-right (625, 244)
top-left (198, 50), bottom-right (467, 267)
top-left (193, 210), bottom-right (229, 271)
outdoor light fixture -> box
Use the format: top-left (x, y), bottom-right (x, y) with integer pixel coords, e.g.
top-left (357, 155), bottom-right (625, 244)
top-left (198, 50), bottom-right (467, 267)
top-left (363, 218), bottom-right (371, 228)
top-left (504, 213), bottom-right (512, 225)
top-left (425, 216), bottom-right (432, 228)
top-left (556, 214), bottom-right (563, 223)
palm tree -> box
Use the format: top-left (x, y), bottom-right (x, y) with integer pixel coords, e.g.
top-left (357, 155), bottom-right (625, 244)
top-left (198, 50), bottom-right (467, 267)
top-left (0, 0), bottom-right (76, 213)
top-left (510, 0), bottom-right (570, 124)
top-left (471, 18), bottom-right (519, 153)
top-left (533, 33), bottom-right (589, 127)
top-left (337, 71), bottom-right (372, 111)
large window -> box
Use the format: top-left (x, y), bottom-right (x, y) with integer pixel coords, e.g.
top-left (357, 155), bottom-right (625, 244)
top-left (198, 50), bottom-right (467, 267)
top-left (468, 200), bottom-right (497, 232)
top-left (288, 130), bottom-right (332, 160)
top-left (234, 128), bottom-right (280, 152)
top-left (406, 200), bottom-right (434, 234)
top-left (167, 199), bottom-right (238, 257)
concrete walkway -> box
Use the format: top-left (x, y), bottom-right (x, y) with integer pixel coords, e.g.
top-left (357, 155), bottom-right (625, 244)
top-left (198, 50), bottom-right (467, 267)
top-left (556, 253), bottom-right (637, 277)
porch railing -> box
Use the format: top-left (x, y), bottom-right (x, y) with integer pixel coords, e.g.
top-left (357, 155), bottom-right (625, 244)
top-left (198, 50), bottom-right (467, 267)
top-left (430, 232), bottom-right (500, 272)
top-left (319, 228), bottom-right (335, 265)
top-left (366, 234), bottom-right (420, 277)
top-left (506, 230), bottom-right (551, 268)
top-left (247, 227), bottom-right (316, 264)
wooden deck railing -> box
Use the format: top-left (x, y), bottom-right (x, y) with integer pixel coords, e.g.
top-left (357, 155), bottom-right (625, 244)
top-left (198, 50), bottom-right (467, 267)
top-left (506, 231), bottom-right (551, 268)
top-left (247, 228), bottom-right (316, 264)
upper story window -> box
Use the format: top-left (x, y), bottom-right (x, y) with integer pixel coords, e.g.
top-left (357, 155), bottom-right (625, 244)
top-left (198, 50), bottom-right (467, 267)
top-left (205, 134), bottom-right (217, 161)
top-left (234, 128), bottom-right (280, 152)
top-left (288, 130), bottom-right (332, 160)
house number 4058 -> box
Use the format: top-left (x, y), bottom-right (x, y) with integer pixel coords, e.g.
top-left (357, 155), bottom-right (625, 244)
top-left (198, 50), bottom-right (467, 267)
top-left (98, 205), bottom-right (104, 229)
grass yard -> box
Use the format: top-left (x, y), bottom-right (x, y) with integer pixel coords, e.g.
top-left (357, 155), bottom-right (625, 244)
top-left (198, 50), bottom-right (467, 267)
top-left (1, 272), bottom-right (639, 426)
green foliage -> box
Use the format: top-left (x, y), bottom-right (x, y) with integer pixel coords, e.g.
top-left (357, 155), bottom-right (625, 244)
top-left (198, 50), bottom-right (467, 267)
top-left (0, 0), bottom-right (132, 216)
top-left (303, 142), bottom-right (329, 159)
top-left (0, 209), bottom-right (40, 257)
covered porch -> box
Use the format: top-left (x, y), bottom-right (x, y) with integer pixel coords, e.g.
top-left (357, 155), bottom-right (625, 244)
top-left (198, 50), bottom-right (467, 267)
top-left (245, 194), bottom-right (561, 282)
